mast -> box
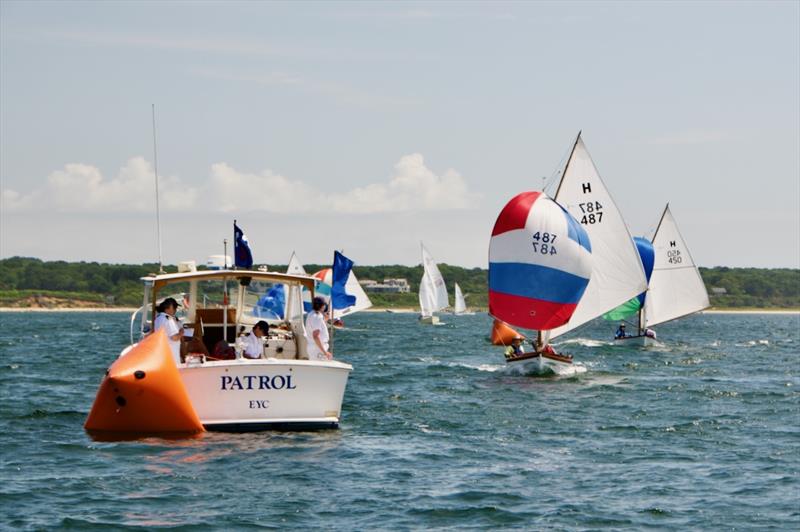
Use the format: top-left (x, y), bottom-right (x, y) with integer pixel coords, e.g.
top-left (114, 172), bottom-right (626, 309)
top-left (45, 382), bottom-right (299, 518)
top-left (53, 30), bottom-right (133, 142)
top-left (553, 130), bottom-right (582, 199)
top-left (151, 104), bottom-right (165, 274)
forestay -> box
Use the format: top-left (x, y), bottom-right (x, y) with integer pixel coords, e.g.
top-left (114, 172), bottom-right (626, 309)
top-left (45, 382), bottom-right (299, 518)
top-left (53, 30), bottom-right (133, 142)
top-left (454, 283), bottom-right (467, 314)
top-left (419, 243), bottom-right (449, 317)
top-left (644, 205), bottom-right (709, 327)
top-left (489, 191), bottom-right (592, 331)
top-left (548, 134), bottom-right (648, 340)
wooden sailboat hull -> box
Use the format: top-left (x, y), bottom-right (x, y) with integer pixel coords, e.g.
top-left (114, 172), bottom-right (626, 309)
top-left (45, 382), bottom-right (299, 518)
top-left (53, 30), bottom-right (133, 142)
top-left (505, 351), bottom-right (585, 376)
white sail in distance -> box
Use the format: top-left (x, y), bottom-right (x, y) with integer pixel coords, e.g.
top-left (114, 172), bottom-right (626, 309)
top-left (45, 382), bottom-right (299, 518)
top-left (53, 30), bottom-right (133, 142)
top-left (284, 251), bottom-right (309, 321)
top-left (643, 205), bottom-right (709, 327)
top-left (454, 283), bottom-right (467, 314)
top-left (419, 243), bottom-right (449, 317)
top-left (548, 133), bottom-right (648, 340)
top-left (286, 252), bottom-right (306, 275)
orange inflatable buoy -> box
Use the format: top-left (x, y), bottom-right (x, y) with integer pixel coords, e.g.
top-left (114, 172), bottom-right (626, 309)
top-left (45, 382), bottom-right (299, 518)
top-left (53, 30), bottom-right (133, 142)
top-left (85, 330), bottom-right (204, 434)
top-left (491, 319), bottom-right (525, 346)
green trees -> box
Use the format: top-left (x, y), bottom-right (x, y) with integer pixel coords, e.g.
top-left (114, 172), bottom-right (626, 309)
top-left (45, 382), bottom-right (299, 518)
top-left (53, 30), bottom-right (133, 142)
top-left (0, 257), bottom-right (797, 309)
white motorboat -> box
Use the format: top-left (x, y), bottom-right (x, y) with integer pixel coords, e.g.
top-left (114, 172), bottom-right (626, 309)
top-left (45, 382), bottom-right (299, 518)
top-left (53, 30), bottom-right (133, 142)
top-left (88, 268), bottom-right (352, 433)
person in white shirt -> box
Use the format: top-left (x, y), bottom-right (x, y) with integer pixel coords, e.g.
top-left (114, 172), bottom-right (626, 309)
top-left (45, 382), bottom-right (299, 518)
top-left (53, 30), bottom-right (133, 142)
top-left (305, 297), bottom-right (331, 361)
top-left (154, 297), bottom-right (183, 365)
top-left (243, 320), bottom-right (269, 359)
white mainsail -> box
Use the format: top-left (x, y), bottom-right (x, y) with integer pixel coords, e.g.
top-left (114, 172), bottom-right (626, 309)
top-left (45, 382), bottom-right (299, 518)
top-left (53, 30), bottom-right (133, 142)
top-left (335, 271), bottom-right (372, 318)
top-left (548, 133), bottom-right (648, 340)
top-left (454, 283), bottom-right (467, 314)
top-left (419, 243), bottom-right (449, 317)
top-left (643, 205), bottom-right (709, 327)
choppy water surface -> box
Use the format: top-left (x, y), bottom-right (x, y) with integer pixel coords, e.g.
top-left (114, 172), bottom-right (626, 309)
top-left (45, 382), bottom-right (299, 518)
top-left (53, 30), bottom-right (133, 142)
top-left (1, 311), bottom-right (798, 530)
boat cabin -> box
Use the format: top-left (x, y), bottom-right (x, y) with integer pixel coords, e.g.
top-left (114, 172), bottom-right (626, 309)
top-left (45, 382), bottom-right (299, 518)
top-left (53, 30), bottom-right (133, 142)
top-left (131, 269), bottom-right (316, 362)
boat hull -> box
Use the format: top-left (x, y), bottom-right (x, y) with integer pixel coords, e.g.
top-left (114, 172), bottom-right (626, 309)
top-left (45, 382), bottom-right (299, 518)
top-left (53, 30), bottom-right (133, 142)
top-left (614, 334), bottom-right (656, 347)
top-left (179, 359), bottom-right (352, 430)
top-left (505, 351), bottom-right (586, 376)
top-left (419, 315), bottom-right (440, 325)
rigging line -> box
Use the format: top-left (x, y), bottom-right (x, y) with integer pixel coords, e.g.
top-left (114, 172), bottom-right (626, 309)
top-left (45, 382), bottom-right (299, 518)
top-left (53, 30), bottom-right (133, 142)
top-left (542, 133), bottom-right (578, 196)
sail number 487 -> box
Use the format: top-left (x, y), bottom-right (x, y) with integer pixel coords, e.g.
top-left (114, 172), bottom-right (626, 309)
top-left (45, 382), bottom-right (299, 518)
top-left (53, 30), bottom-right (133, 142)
top-left (578, 201), bottom-right (603, 224)
top-left (532, 232), bottom-right (557, 255)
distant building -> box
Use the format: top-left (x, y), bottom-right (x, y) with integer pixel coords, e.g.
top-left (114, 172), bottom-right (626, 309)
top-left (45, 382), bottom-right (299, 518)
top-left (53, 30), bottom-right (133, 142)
top-left (359, 278), bottom-right (411, 293)
top-left (710, 287), bottom-right (728, 295)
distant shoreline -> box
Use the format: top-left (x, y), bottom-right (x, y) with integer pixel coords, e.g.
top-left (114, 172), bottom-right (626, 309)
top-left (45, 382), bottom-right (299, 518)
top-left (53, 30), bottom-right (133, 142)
top-left (0, 307), bottom-right (797, 315)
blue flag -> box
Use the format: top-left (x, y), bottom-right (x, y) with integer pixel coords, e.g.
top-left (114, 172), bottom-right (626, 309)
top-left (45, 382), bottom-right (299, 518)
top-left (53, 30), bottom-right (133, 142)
top-left (331, 251), bottom-right (356, 310)
top-left (234, 221), bottom-right (253, 269)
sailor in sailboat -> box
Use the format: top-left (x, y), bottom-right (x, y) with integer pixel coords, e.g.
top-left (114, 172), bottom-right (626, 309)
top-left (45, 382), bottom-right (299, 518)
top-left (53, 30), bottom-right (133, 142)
top-left (615, 323), bottom-right (629, 339)
top-left (489, 190), bottom-right (592, 374)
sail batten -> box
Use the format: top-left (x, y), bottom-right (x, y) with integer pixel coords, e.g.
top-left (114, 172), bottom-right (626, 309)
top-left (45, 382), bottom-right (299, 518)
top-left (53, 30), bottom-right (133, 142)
top-left (548, 135), bottom-right (648, 340)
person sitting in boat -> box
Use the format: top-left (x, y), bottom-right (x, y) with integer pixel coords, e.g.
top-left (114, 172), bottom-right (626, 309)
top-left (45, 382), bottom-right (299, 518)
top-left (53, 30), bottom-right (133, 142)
top-left (504, 336), bottom-right (525, 359)
top-left (242, 320), bottom-right (269, 359)
top-left (615, 323), bottom-right (629, 339)
top-left (305, 297), bottom-right (332, 361)
top-left (154, 297), bottom-right (183, 365)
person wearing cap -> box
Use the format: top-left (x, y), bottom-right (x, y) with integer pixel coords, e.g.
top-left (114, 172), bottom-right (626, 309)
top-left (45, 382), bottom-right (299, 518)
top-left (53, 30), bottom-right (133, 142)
top-left (504, 336), bottom-right (525, 359)
top-left (154, 297), bottom-right (183, 364)
top-left (305, 296), bottom-right (332, 361)
top-left (615, 322), bottom-right (629, 339)
top-left (242, 320), bottom-right (270, 359)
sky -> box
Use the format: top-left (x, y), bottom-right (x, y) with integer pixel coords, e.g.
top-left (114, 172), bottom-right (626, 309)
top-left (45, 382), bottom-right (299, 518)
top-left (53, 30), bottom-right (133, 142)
top-left (1, 0), bottom-right (798, 268)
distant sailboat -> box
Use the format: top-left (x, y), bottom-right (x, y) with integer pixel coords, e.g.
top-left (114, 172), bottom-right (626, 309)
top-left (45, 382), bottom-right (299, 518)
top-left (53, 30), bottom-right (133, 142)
top-left (642, 205), bottom-right (710, 339)
top-left (452, 283), bottom-right (475, 315)
top-left (607, 205), bottom-right (709, 344)
top-left (489, 190), bottom-right (593, 375)
top-left (419, 243), bottom-right (449, 325)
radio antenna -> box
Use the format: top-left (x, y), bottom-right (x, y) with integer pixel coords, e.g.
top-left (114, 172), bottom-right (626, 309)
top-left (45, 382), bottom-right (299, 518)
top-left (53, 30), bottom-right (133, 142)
top-left (152, 104), bottom-right (165, 273)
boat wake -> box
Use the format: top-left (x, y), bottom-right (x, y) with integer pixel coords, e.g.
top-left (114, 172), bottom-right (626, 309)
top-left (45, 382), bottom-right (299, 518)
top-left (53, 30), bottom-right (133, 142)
top-left (502, 361), bottom-right (587, 378)
top-left (557, 338), bottom-right (612, 348)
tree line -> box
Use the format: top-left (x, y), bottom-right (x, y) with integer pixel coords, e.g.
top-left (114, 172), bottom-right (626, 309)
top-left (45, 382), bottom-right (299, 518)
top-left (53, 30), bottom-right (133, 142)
top-left (0, 257), bottom-right (797, 309)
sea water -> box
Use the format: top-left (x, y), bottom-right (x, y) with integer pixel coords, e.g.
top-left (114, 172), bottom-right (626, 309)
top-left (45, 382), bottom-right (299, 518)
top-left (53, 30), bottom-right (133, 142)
top-left (0, 311), bottom-right (798, 530)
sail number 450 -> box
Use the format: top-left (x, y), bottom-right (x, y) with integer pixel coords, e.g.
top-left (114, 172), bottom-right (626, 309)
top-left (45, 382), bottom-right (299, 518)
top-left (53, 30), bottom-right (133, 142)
top-left (578, 201), bottom-right (603, 224)
top-left (532, 232), bottom-right (557, 255)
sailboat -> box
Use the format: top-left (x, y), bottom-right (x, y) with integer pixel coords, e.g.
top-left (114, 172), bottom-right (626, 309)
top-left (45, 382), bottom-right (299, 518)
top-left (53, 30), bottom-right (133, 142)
top-left (604, 237), bottom-right (657, 345)
top-left (452, 283), bottom-right (475, 316)
top-left (633, 205), bottom-right (710, 343)
top-left (489, 190), bottom-right (593, 375)
top-left (312, 266), bottom-right (373, 323)
top-left (419, 243), bottom-right (449, 325)
top-left (542, 133), bottom-right (649, 346)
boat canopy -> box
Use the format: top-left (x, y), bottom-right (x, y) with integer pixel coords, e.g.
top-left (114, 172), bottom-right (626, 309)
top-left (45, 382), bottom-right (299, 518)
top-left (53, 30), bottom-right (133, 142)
top-left (144, 269), bottom-right (316, 295)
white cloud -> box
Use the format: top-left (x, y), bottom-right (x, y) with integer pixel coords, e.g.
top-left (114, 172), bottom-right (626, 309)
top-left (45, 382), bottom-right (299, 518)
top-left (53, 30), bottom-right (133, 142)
top-left (2, 158), bottom-right (197, 213)
top-left (1, 154), bottom-right (479, 215)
